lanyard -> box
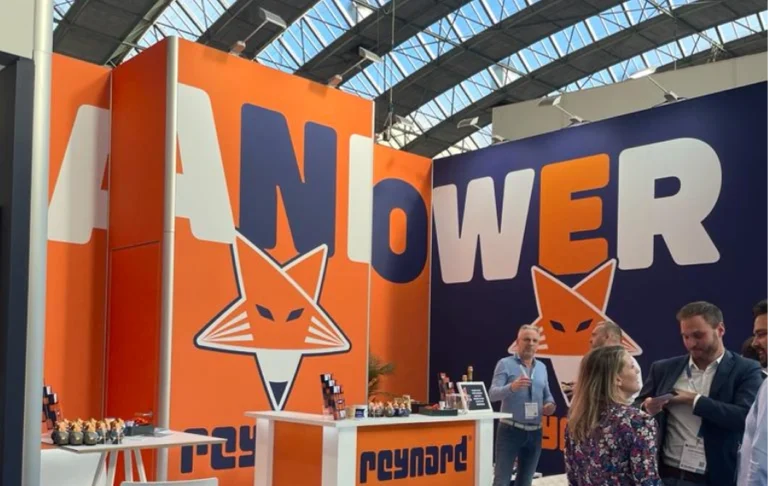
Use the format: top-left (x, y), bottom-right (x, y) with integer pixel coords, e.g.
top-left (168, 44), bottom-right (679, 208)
top-left (685, 364), bottom-right (705, 438)
top-left (518, 359), bottom-right (535, 400)
top-left (685, 364), bottom-right (699, 393)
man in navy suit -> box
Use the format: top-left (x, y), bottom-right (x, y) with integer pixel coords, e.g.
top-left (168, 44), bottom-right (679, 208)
top-left (635, 301), bottom-right (764, 486)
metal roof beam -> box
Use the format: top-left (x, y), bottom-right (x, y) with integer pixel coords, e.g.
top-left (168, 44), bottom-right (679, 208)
top-left (372, 0), bottom-right (627, 132)
top-left (658, 29), bottom-right (765, 70)
top-left (53, 0), bottom-right (172, 65)
top-left (436, 29), bottom-right (765, 157)
top-left (294, 0), bottom-right (476, 83)
top-left (401, 0), bottom-right (763, 156)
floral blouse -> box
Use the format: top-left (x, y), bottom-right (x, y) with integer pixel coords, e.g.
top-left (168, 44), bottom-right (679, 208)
top-left (564, 403), bottom-right (662, 486)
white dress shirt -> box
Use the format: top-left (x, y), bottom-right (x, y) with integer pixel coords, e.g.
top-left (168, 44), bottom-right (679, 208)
top-left (662, 353), bottom-right (724, 468)
top-left (630, 355), bottom-right (642, 402)
top-left (738, 378), bottom-right (767, 486)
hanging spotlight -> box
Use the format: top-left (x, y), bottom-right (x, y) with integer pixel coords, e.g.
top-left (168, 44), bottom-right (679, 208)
top-left (229, 40), bottom-right (246, 55)
top-left (376, 131), bottom-right (391, 143)
top-left (327, 74), bottom-right (343, 88)
top-left (358, 46), bottom-right (382, 64)
top-left (456, 116), bottom-right (480, 129)
top-left (629, 66), bottom-right (685, 103)
top-left (393, 114), bottom-right (415, 128)
top-left (456, 116), bottom-right (507, 144)
top-left (538, 95), bottom-right (589, 126)
top-left (259, 8), bottom-right (288, 30)
top-left (230, 8), bottom-right (287, 58)
top-left (327, 46), bottom-right (382, 87)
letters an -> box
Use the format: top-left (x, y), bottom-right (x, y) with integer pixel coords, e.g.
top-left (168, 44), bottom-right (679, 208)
top-left (239, 104), bottom-right (336, 255)
top-left (176, 84), bottom-right (236, 244)
top-left (48, 105), bottom-right (110, 244)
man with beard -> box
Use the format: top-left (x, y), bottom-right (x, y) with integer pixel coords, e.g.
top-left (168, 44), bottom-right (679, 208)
top-left (635, 301), bottom-right (763, 486)
top-left (751, 299), bottom-right (767, 374)
top-left (737, 299), bottom-right (768, 485)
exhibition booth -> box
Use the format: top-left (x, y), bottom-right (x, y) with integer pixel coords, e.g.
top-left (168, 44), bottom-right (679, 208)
top-left (37, 37), bottom-right (470, 485)
top-left (2, 13), bottom-right (766, 486)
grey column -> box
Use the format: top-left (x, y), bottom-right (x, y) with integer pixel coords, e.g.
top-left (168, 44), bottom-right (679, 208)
top-left (156, 35), bottom-right (179, 481)
top-left (23, 0), bottom-right (53, 485)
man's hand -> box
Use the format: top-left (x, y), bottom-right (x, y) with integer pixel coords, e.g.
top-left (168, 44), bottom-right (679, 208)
top-left (542, 402), bottom-right (556, 416)
top-left (669, 389), bottom-right (697, 406)
top-left (642, 396), bottom-right (669, 416)
top-left (510, 375), bottom-right (532, 392)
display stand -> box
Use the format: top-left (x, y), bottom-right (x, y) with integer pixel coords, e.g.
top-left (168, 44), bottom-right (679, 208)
top-left (246, 410), bottom-right (510, 486)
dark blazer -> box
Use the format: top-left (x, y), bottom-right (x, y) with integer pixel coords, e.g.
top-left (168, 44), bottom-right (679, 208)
top-left (635, 350), bottom-right (764, 486)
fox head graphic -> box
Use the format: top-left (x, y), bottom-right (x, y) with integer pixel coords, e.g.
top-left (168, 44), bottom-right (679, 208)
top-left (195, 231), bottom-right (350, 410)
top-left (509, 259), bottom-right (641, 404)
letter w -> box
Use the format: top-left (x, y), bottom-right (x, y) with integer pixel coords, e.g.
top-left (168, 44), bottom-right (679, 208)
top-left (433, 170), bottom-right (534, 283)
top-left (239, 105), bottom-right (336, 255)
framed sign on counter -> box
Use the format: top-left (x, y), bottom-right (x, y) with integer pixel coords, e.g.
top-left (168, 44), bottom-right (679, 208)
top-left (457, 382), bottom-right (492, 414)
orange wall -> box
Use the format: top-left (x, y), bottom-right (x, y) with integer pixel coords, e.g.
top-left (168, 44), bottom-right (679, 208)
top-left (105, 40), bottom-right (170, 480)
top-left (167, 39), bottom-right (373, 484)
top-left (369, 145), bottom-right (432, 401)
top-left (45, 53), bottom-right (111, 420)
top-left (107, 44), bottom-right (168, 251)
top-left (106, 38), bottom-right (168, 414)
top-left (44, 43), bottom-right (433, 485)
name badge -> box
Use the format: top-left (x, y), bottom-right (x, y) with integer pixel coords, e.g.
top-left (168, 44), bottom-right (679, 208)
top-left (680, 439), bottom-right (706, 474)
top-left (524, 402), bottom-right (538, 419)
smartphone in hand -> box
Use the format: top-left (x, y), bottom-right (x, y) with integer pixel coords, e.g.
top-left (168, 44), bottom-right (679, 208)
top-left (650, 391), bottom-right (678, 402)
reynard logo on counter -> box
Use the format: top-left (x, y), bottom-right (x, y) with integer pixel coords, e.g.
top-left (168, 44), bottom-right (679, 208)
top-left (356, 422), bottom-right (475, 485)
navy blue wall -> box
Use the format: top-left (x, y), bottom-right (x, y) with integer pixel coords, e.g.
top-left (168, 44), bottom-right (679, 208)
top-left (0, 57), bottom-right (34, 486)
top-left (429, 83), bottom-right (768, 475)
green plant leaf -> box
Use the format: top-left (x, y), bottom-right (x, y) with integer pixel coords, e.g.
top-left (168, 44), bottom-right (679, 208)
top-left (368, 353), bottom-right (395, 397)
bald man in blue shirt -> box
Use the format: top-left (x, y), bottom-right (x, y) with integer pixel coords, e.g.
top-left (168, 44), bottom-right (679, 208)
top-left (490, 324), bottom-right (556, 486)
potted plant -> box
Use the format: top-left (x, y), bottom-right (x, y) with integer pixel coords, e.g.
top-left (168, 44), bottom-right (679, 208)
top-left (368, 354), bottom-right (395, 399)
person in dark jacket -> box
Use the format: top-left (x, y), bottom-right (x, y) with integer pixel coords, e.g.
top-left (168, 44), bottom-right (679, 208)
top-left (635, 301), bottom-right (763, 486)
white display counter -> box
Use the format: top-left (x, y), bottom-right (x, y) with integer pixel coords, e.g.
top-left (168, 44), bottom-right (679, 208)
top-left (41, 430), bottom-right (225, 485)
top-left (246, 410), bottom-right (511, 486)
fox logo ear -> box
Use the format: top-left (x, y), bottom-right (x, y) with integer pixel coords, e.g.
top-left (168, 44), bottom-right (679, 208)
top-left (235, 234), bottom-right (276, 275)
top-left (531, 265), bottom-right (574, 316)
top-left (531, 260), bottom-right (616, 324)
top-left (283, 245), bottom-right (328, 302)
top-left (573, 259), bottom-right (616, 312)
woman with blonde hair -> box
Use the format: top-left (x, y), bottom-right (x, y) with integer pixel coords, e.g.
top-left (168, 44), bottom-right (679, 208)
top-left (565, 345), bottom-right (661, 485)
